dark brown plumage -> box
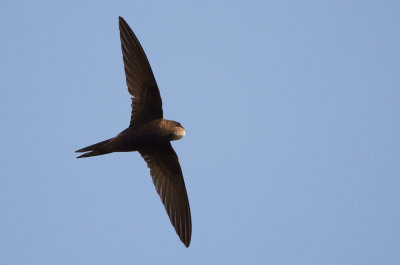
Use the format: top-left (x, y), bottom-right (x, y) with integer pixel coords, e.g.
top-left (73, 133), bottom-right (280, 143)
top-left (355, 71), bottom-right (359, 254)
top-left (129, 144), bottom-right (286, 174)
top-left (76, 17), bottom-right (191, 247)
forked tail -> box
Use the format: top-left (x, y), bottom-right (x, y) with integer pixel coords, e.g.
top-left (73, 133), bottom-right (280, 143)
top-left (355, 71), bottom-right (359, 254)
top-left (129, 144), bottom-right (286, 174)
top-left (75, 138), bottom-right (113, 158)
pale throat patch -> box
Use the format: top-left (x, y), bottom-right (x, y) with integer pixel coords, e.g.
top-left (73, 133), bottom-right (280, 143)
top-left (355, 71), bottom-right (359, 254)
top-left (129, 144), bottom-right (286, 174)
top-left (171, 128), bottom-right (186, 140)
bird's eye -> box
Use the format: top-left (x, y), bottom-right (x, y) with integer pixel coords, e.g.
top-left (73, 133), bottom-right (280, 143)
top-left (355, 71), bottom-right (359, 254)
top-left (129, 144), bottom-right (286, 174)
top-left (175, 122), bottom-right (181, 127)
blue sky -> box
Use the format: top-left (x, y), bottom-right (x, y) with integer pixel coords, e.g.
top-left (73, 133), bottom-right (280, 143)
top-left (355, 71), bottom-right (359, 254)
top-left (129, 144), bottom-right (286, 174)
top-left (1, 0), bottom-right (399, 264)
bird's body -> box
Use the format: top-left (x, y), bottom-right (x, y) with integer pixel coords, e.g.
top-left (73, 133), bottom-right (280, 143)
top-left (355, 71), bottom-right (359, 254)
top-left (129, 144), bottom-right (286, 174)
top-left (76, 17), bottom-right (192, 247)
top-left (77, 119), bottom-right (186, 157)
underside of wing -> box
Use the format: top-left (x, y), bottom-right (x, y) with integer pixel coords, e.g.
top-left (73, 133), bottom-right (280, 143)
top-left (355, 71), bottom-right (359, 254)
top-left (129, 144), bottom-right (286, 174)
top-left (119, 17), bottom-right (163, 126)
top-left (138, 142), bottom-right (192, 247)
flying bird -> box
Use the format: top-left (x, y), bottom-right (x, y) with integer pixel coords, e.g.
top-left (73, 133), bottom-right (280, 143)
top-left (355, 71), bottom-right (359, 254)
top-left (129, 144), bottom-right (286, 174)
top-left (76, 17), bottom-right (191, 247)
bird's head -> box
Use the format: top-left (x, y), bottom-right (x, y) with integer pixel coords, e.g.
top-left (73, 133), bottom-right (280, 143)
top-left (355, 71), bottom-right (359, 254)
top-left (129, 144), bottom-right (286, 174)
top-left (169, 121), bottom-right (186, 141)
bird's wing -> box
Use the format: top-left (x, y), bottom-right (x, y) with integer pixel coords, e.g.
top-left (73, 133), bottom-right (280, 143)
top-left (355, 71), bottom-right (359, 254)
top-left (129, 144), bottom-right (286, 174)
top-left (138, 142), bottom-right (191, 247)
top-left (119, 17), bottom-right (163, 127)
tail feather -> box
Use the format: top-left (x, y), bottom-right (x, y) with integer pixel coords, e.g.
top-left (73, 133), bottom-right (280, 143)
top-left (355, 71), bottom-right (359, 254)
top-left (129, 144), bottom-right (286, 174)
top-left (76, 138), bottom-right (113, 153)
top-left (77, 150), bottom-right (111, 158)
top-left (76, 138), bottom-right (113, 158)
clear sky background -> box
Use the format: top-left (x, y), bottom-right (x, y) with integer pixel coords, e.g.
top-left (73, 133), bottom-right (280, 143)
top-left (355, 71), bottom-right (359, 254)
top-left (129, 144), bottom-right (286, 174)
top-left (1, 0), bottom-right (399, 264)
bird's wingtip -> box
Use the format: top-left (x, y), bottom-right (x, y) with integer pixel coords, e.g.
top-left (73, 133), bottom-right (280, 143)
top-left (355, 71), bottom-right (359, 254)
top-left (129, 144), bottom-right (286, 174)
top-left (182, 237), bottom-right (191, 248)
